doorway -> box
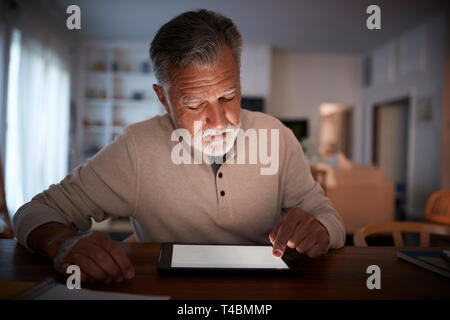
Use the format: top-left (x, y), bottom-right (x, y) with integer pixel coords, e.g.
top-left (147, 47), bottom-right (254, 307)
top-left (372, 98), bottom-right (409, 220)
top-left (319, 103), bottom-right (354, 163)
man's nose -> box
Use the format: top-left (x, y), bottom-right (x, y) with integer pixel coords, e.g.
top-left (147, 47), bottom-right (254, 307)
top-left (205, 102), bottom-right (226, 130)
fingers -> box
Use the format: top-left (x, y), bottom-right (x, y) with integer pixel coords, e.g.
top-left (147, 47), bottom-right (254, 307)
top-left (269, 223), bottom-right (281, 245)
top-left (55, 254), bottom-right (102, 283)
top-left (296, 233), bottom-right (316, 254)
top-left (90, 233), bottom-right (135, 280)
top-left (288, 216), bottom-right (316, 249)
top-left (272, 218), bottom-right (299, 258)
top-left (271, 208), bottom-right (308, 258)
top-left (62, 244), bottom-right (125, 284)
top-left (304, 244), bottom-right (325, 259)
top-left (83, 243), bottom-right (124, 282)
top-left (296, 225), bottom-right (330, 258)
top-left (70, 252), bottom-right (111, 283)
top-left (269, 208), bottom-right (330, 259)
top-left (80, 272), bottom-right (95, 283)
top-left (53, 231), bottom-right (135, 284)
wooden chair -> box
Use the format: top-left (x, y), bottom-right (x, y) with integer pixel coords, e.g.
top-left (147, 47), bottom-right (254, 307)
top-left (311, 167), bottom-right (327, 195)
top-left (425, 190), bottom-right (450, 226)
top-left (0, 162), bottom-right (14, 239)
top-left (353, 222), bottom-right (450, 247)
top-left (123, 233), bottom-right (136, 243)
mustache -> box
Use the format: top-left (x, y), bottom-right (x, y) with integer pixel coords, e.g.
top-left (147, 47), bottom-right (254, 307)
top-left (201, 124), bottom-right (240, 140)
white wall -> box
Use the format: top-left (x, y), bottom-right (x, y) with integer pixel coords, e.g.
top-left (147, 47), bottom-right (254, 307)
top-left (362, 13), bottom-right (446, 220)
top-left (267, 51), bottom-right (363, 162)
top-left (240, 43), bottom-right (272, 98)
top-left (375, 104), bottom-right (408, 185)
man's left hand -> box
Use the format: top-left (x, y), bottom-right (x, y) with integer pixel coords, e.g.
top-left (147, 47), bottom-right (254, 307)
top-left (269, 207), bottom-right (330, 258)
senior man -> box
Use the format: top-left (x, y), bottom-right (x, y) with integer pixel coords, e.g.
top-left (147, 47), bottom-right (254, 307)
top-left (13, 9), bottom-right (345, 284)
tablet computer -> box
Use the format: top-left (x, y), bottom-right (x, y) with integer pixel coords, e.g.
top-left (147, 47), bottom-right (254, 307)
top-left (157, 243), bottom-right (303, 276)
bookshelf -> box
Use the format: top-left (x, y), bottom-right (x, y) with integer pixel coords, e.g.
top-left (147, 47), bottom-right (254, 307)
top-left (76, 42), bottom-right (165, 233)
top-left (78, 42), bottom-right (165, 161)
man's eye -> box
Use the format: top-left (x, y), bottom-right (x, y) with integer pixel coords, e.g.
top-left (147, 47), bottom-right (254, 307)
top-left (187, 103), bottom-right (203, 111)
top-left (220, 96), bottom-right (235, 102)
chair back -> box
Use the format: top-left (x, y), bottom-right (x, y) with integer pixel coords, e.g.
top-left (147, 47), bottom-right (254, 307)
top-left (425, 190), bottom-right (450, 226)
top-left (353, 222), bottom-right (450, 247)
top-left (311, 167), bottom-right (327, 195)
top-left (123, 234), bottom-right (136, 243)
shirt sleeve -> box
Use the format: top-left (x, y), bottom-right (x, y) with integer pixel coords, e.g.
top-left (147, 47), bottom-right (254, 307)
top-left (13, 127), bottom-right (139, 251)
top-left (280, 126), bottom-right (345, 250)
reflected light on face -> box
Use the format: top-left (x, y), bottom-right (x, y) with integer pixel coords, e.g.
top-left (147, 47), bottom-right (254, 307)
top-left (199, 122), bottom-right (241, 157)
top-left (155, 44), bottom-right (242, 157)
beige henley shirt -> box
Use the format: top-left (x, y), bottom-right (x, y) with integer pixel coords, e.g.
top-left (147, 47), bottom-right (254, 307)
top-left (13, 109), bottom-right (345, 251)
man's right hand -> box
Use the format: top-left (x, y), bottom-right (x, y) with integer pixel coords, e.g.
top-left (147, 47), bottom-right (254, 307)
top-left (28, 222), bottom-right (135, 284)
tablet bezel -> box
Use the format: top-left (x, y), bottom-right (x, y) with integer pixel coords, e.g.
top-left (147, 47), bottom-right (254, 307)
top-left (157, 243), bottom-right (303, 276)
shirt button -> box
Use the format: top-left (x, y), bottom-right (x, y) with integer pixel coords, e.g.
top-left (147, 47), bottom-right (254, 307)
top-left (218, 172), bottom-right (223, 178)
top-left (220, 190), bottom-right (225, 196)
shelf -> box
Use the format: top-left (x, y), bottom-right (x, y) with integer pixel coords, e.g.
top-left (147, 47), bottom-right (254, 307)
top-left (87, 71), bottom-right (108, 77)
top-left (113, 98), bottom-right (155, 105)
top-left (78, 43), bottom-right (166, 166)
top-left (86, 98), bottom-right (110, 104)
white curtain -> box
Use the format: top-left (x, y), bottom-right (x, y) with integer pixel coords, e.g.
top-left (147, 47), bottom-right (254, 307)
top-left (5, 28), bottom-right (70, 215)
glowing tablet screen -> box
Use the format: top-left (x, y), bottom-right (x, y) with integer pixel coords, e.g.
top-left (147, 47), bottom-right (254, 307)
top-left (171, 245), bottom-right (289, 269)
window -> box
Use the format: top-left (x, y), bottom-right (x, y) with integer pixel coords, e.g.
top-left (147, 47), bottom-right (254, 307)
top-left (5, 28), bottom-right (70, 215)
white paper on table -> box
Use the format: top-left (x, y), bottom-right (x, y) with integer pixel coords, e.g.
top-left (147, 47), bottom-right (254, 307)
top-left (31, 283), bottom-right (169, 300)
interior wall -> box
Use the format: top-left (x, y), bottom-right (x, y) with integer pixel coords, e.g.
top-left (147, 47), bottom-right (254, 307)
top-left (442, 10), bottom-right (450, 189)
top-left (267, 51), bottom-right (363, 162)
top-left (362, 12), bottom-right (446, 220)
top-left (375, 104), bottom-right (408, 185)
top-left (240, 43), bottom-right (272, 99)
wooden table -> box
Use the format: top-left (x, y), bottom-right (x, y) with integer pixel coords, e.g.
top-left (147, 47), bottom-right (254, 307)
top-left (0, 239), bottom-right (449, 300)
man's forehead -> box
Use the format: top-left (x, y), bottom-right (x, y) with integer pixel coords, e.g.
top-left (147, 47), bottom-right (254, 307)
top-left (169, 64), bottom-right (237, 87)
top-left (169, 67), bottom-right (239, 99)
top-left (181, 87), bottom-right (237, 103)
top-left (166, 45), bottom-right (239, 94)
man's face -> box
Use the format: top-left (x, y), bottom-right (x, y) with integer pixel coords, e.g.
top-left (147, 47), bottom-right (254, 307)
top-left (153, 45), bottom-right (241, 157)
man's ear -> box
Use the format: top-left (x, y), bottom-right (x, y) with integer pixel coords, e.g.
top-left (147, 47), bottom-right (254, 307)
top-left (153, 84), bottom-right (171, 115)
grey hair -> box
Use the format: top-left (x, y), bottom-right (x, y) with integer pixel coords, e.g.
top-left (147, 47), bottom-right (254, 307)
top-left (150, 9), bottom-right (243, 87)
